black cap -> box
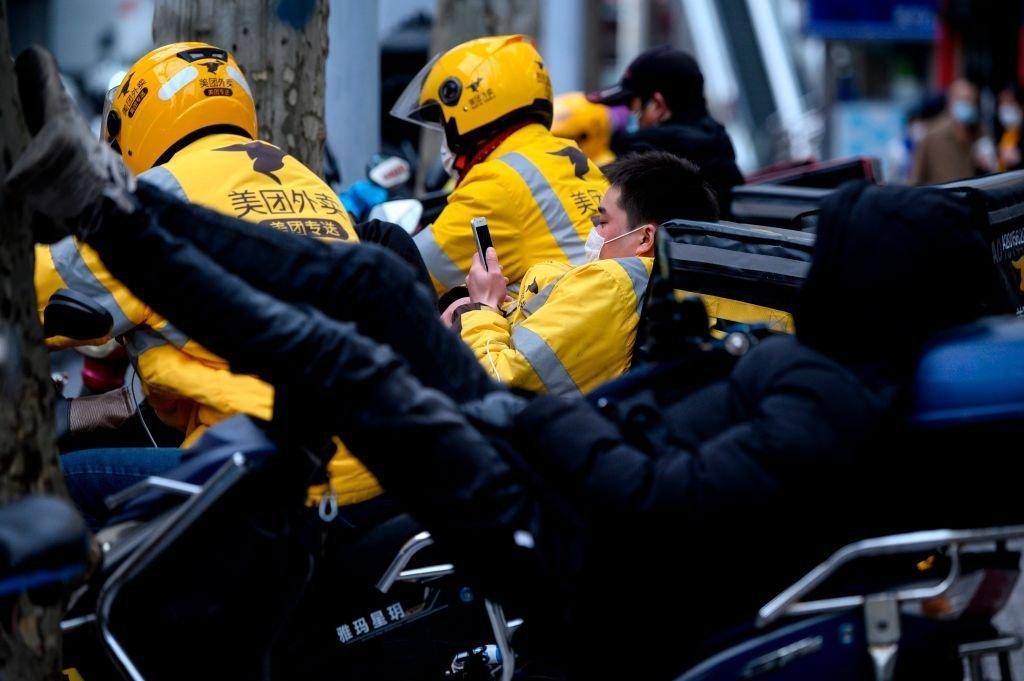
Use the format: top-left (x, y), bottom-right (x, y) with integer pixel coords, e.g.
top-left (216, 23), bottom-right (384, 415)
top-left (588, 46), bottom-right (706, 117)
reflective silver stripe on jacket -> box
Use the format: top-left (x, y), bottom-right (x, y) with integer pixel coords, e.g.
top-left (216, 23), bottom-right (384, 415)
top-left (511, 325), bottom-right (580, 397)
top-left (158, 323), bottom-right (191, 349)
top-left (498, 152), bottom-right (587, 265)
top-left (521, 282), bottom-right (557, 318)
top-left (613, 257), bottom-right (651, 318)
top-left (413, 226), bottom-right (465, 291)
top-left (48, 237), bottom-right (132, 335)
top-left (136, 168), bottom-right (192, 346)
top-left (137, 165), bottom-right (189, 201)
top-left (123, 326), bottom-right (170, 358)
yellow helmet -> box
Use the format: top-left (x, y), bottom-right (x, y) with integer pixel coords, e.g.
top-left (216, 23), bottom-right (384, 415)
top-left (391, 35), bottom-right (553, 154)
top-left (102, 42), bottom-right (258, 175)
top-left (551, 92), bottom-right (615, 166)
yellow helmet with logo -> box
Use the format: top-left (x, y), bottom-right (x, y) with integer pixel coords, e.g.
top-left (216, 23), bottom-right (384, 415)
top-left (102, 42), bottom-right (258, 175)
top-left (391, 35), bottom-right (553, 154)
top-left (551, 92), bottom-right (615, 166)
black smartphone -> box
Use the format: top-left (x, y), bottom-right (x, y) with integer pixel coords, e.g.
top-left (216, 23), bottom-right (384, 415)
top-left (472, 216), bottom-right (494, 270)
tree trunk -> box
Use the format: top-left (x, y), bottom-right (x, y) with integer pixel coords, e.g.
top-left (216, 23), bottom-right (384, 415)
top-left (431, 0), bottom-right (540, 54)
top-left (0, 0), bottom-right (68, 677)
top-left (416, 0), bottom-right (541, 191)
top-left (153, 0), bottom-right (330, 173)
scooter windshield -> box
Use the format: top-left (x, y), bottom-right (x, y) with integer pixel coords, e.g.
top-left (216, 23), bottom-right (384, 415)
top-left (101, 85), bottom-right (119, 146)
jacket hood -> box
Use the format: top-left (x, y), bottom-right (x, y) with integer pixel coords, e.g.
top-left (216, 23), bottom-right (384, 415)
top-left (794, 181), bottom-right (1010, 384)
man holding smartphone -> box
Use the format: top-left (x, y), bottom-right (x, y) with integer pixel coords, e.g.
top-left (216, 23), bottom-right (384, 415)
top-left (449, 152), bottom-right (719, 396)
top-left (392, 35), bottom-right (609, 297)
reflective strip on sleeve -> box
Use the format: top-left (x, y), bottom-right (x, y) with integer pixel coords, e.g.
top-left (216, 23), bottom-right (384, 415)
top-left (413, 226), bottom-right (466, 291)
top-left (511, 325), bottom-right (581, 397)
top-left (521, 282), bottom-right (557, 317)
top-left (157, 322), bottom-right (191, 349)
top-left (138, 165), bottom-right (189, 202)
top-left (48, 237), bottom-right (132, 335)
top-left (613, 257), bottom-right (651, 318)
top-left (123, 326), bottom-right (170, 358)
top-left (498, 152), bottom-right (587, 265)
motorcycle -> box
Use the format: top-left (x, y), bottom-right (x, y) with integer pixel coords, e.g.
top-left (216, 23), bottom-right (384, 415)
top-left (55, 415), bottom-right (522, 680)
top-left (41, 292), bottom-right (517, 680)
top-left (341, 152), bottom-right (452, 235)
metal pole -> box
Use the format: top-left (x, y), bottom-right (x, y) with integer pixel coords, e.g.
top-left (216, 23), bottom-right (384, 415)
top-left (325, 0), bottom-right (380, 189)
top-left (616, 0), bottom-right (649, 74)
top-left (744, 0), bottom-right (813, 159)
top-left (541, 0), bottom-right (585, 94)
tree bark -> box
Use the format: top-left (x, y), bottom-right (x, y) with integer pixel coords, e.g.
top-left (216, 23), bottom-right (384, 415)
top-left (416, 0), bottom-right (541, 191)
top-left (431, 0), bottom-right (540, 54)
top-left (153, 0), bottom-right (330, 173)
top-left (0, 0), bottom-right (68, 676)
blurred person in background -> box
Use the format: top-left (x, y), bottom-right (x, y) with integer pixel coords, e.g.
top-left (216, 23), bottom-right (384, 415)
top-left (588, 46), bottom-right (743, 216)
top-left (899, 94), bottom-right (946, 182)
top-left (997, 84), bottom-right (1024, 172)
top-left (910, 79), bottom-right (996, 184)
top-left (551, 91), bottom-right (618, 168)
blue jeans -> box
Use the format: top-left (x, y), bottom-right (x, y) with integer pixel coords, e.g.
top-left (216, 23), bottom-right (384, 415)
top-left (61, 448), bottom-right (187, 530)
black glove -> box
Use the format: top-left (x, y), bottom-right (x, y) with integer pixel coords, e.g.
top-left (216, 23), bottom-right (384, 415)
top-left (5, 47), bottom-right (136, 241)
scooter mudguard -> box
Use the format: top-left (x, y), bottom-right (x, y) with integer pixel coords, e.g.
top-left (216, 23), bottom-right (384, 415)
top-left (677, 610), bottom-right (962, 681)
top-left (676, 611), bottom-right (869, 681)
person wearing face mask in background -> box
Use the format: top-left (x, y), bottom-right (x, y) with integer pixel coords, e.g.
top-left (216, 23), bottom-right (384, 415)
top-left (442, 152), bottom-right (718, 396)
top-left (899, 95), bottom-right (945, 182)
top-left (392, 35), bottom-right (609, 300)
top-left (997, 85), bottom-right (1024, 172)
top-left (910, 78), bottom-right (994, 184)
top-left (588, 46), bottom-right (743, 217)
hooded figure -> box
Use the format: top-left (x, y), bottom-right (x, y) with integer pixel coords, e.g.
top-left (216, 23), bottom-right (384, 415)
top-left (796, 181), bottom-right (1010, 388)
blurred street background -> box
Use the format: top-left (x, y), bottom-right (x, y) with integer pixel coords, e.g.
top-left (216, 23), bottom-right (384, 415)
top-left (9, 0), bottom-right (1023, 189)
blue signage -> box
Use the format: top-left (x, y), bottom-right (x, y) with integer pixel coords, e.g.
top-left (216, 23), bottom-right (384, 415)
top-left (806, 0), bottom-right (938, 42)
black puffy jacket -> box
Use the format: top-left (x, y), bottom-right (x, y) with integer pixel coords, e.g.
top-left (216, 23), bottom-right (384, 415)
top-left (511, 334), bottom-right (887, 678)
top-left (611, 114), bottom-right (744, 216)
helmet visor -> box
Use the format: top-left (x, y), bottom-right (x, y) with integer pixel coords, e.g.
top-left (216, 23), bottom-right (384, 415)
top-left (390, 53), bottom-right (445, 131)
top-left (101, 85), bottom-right (119, 146)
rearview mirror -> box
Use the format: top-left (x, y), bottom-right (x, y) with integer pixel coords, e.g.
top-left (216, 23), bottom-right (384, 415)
top-left (43, 288), bottom-right (113, 340)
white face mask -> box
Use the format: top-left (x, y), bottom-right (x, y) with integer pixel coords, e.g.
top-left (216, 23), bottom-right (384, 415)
top-left (1000, 104), bottom-right (1023, 130)
top-left (583, 226), bottom-right (643, 262)
top-left (440, 138), bottom-right (457, 178)
top-left (951, 100), bottom-right (979, 126)
top-left (625, 110), bottom-right (641, 134)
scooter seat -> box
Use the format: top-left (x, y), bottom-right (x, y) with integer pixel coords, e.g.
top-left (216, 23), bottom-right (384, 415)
top-left (913, 317), bottom-right (1024, 428)
top-left (108, 415), bottom-right (278, 524)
